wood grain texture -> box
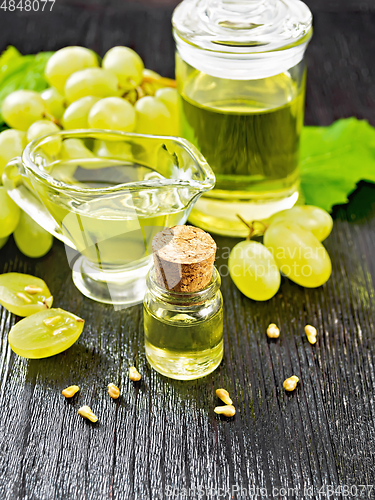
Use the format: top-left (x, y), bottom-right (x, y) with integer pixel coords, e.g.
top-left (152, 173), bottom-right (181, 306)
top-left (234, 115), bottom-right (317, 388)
top-left (0, 1), bottom-right (375, 499)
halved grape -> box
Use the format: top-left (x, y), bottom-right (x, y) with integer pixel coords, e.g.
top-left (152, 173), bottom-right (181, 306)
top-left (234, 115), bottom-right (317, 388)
top-left (0, 186), bottom-right (21, 238)
top-left (41, 87), bottom-right (66, 119)
top-left (103, 46), bottom-right (144, 88)
top-left (228, 240), bottom-right (281, 301)
top-left (135, 96), bottom-right (173, 135)
top-left (268, 206), bottom-right (333, 242)
top-left (0, 272), bottom-right (53, 316)
top-left (14, 211), bottom-right (53, 258)
top-left (62, 96), bottom-right (100, 129)
top-left (2, 90), bottom-right (46, 131)
top-left (88, 97), bottom-right (136, 132)
top-left (65, 68), bottom-right (119, 103)
top-left (8, 307), bottom-right (84, 359)
top-left (264, 221), bottom-right (332, 288)
top-left (45, 46), bottom-right (99, 93)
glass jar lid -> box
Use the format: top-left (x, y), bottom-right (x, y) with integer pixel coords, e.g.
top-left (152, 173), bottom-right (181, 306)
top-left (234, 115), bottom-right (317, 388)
top-left (172, 0), bottom-right (313, 79)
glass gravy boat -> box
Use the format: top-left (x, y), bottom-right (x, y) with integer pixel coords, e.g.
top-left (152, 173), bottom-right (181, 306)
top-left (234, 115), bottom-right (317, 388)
top-left (3, 130), bottom-right (215, 307)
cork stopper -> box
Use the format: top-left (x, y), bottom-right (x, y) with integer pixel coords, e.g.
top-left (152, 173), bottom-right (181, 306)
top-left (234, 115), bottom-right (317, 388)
top-left (152, 225), bottom-right (217, 293)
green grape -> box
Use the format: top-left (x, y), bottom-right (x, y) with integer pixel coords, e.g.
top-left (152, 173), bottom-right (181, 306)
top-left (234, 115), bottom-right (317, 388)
top-left (62, 96), bottom-right (100, 129)
top-left (155, 87), bottom-right (178, 114)
top-left (59, 138), bottom-right (95, 160)
top-left (88, 97), bottom-right (136, 132)
top-left (0, 236), bottom-right (9, 250)
top-left (103, 46), bottom-right (144, 89)
top-left (0, 129), bottom-right (26, 179)
top-left (8, 307), bottom-right (84, 359)
top-left (14, 211), bottom-right (53, 258)
top-left (155, 87), bottom-right (179, 136)
top-left (135, 96), bottom-right (173, 135)
top-left (65, 68), bottom-right (119, 103)
top-left (268, 206), bottom-right (333, 242)
top-left (0, 272), bottom-right (53, 316)
top-left (93, 140), bottom-right (132, 160)
top-left (2, 90), bottom-right (46, 131)
top-left (228, 240), bottom-right (281, 301)
top-left (0, 186), bottom-right (21, 238)
top-left (264, 221), bottom-right (332, 288)
top-left (45, 46), bottom-right (99, 93)
top-left (41, 87), bottom-right (66, 119)
top-left (26, 120), bottom-right (62, 156)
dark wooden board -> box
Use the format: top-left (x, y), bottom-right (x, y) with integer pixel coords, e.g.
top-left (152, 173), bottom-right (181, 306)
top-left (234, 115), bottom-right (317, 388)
top-left (0, 1), bottom-right (375, 499)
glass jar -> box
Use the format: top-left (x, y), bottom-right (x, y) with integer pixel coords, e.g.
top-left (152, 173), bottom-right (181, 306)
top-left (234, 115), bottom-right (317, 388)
top-left (144, 266), bottom-right (223, 380)
top-left (172, 0), bottom-right (313, 237)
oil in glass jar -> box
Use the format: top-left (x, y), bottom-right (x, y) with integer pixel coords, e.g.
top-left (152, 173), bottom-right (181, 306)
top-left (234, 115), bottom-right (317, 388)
top-left (173, 0), bottom-right (313, 236)
top-left (178, 67), bottom-right (305, 199)
top-left (143, 225), bottom-right (223, 380)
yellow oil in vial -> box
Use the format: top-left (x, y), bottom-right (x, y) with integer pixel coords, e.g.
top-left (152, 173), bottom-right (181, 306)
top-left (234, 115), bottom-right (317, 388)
top-left (144, 303), bottom-right (223, 380)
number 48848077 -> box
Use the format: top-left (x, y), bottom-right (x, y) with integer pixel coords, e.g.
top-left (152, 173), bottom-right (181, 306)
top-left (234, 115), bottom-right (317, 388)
top-left (1, 0), bottom-right (55, 11)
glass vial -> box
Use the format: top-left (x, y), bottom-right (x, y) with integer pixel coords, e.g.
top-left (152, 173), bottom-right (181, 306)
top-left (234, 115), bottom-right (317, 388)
top-left (143, 225), bottom-right (223, 380)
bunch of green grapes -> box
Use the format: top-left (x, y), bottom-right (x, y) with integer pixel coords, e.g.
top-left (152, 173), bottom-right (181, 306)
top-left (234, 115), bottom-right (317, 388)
top-left (228, 206), bottom-right (333, 301)
top-left (0, 45), bottom-right (179, 259)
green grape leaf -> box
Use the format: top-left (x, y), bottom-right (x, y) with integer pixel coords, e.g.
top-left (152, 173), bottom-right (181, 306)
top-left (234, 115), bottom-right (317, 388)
top-left (0, 46), bottom-right (22, 67)
top-left (300, 118), bottom-right (375, 211)
top-left (0, 46), bottom-right (53, 125)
